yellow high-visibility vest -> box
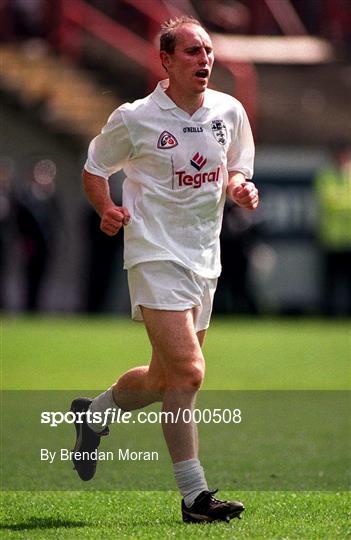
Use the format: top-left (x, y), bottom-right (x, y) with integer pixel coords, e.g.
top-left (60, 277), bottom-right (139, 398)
top-left (315, 166), bottom-right (351, 250)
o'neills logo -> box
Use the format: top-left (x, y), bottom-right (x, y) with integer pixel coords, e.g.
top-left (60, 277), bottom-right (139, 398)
top-left (176, 167), bottom-right (220, 189)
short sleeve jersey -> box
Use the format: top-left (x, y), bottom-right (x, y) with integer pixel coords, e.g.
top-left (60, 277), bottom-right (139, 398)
top-left (85, 79), bottom-right (255, 278)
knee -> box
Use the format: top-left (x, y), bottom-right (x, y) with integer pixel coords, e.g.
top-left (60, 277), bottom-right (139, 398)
top-left (185, 363), bottom-right (204, 391)
top-left (166, 355), bottom-right (205, 392)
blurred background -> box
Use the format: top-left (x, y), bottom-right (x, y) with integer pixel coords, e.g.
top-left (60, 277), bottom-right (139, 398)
top-left (0, 0), bottom-right (350, 317)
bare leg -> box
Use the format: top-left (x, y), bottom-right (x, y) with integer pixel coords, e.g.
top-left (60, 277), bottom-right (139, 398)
top-left (111, 350), bottom-right (165, 411)
top-left (111, 325), bottom-right (206, 415)
top-left (141, 307), bottom-right (205, 464)
top-left (194, 328), bottom-right (206, 456)
top-left (110, 314), bottom-right (207, 462)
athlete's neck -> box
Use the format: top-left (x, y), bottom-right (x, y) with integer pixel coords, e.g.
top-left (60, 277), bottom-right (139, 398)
top-left (165, 86), bottom-right (204, 116)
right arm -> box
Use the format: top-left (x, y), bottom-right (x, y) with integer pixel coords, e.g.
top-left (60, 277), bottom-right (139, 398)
top-left (83, 108), bottom-right (133, 236)
top-left (82, 169), bottom-right (130, 236)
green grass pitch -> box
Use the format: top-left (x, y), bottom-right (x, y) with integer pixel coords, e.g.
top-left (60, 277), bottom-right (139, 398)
top-left (1, 316), bottom-right (350, 538)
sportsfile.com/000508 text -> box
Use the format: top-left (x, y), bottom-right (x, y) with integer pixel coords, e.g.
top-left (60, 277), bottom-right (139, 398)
top-left (40, 408), bottom-right (242, 427)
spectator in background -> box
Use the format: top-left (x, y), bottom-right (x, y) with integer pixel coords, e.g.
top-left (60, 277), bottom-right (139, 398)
top-left (82, 207), bottom-right (123, 313)
top-left (315, 144), bottom-right (351, 316)
top-left (215, 201), bottom-right (259, 314)
top-left (81, 173), bottom-right (124, 313)
top-left (16, 159), bottom-right (60, 311)
top-left (0, 157), bottom-right (16, 309)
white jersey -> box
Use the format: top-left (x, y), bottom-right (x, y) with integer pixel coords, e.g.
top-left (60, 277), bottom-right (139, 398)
top-left (85, 79), bottom-right (255, 278)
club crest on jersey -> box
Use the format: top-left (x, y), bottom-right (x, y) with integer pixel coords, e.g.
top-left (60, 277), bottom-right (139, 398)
top-left (190, 152), bottom-right (207, 171)
top-left (211, 120), bottom-right (227, 145)
top-left (157, 131), bottom-right (178, 149)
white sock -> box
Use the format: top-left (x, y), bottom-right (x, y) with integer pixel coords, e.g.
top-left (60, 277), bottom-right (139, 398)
top-left (173, 458), bottom-right (208, 507)
top-left (87, 387), bottom-right (118, 433)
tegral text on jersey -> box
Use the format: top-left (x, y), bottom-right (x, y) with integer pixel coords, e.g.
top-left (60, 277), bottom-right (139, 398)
top-left (176, 167), bottom-right (220, 189)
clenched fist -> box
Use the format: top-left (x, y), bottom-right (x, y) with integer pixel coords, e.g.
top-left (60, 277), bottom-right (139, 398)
top-left (100, 206), bottom-right (131, 236)
top-left (230, 181), bottom-right (259, 211)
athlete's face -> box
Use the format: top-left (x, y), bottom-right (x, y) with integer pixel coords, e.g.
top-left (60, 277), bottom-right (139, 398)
top-left (162, 24), bottom-right (214, 96)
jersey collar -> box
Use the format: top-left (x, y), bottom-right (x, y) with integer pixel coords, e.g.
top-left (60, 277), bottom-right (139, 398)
top-left (152, 79), bottom-right (212, 113)
top-left (151, 80), bottom-right (177, 110)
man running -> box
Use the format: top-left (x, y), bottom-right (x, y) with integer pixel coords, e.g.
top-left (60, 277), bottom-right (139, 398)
top-left (71, 15), bottom-right (258, 523)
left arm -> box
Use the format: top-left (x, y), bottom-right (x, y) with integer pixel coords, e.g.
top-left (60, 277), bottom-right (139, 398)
top-left (226, 171), bottom-right (259, 211)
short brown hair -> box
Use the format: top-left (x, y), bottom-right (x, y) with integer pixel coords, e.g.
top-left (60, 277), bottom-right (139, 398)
top-left (160, 16), bottom-right (203, 54)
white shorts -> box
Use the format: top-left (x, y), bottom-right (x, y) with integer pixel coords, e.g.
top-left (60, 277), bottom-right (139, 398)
top-left (128, 261), bottom-right (218, 332)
